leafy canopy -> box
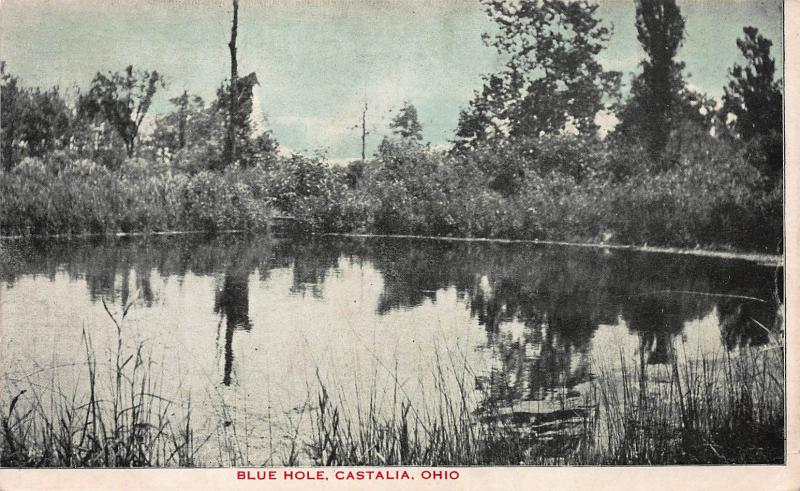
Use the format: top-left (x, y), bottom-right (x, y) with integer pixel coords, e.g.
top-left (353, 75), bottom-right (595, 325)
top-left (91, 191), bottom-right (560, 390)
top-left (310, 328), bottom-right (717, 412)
top-left (722, 26), bottom-right (782, 141)
top-left (78, 65), bottom-right (165, 157)
top-left (615, 0), bottom-right (686, 159)
top-left (390, 101), bottom-right (424, 141)
top-left (1, 65), bottom-right (73, 168)
top-left (454, 0), bottom-right (621, 148)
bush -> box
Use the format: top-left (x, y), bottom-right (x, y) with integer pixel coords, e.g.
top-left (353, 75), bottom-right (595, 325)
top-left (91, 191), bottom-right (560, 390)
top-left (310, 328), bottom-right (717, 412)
top-left (294, 134), bottom-right (781, 252)
top-left (0, 134), bottom-right (783, 253)
top-left (0, 157), bottom-right (273, 235)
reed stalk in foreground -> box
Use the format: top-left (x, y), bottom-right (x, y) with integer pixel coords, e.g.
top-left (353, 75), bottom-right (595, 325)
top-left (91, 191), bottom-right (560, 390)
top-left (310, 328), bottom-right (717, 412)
top-left (308, 327), bottom-right (784, 466)
top-left (1, 305), bottom-right (785, 466)
top-left (592, 333), bottom-right (783, 464)
top-left (1, 298), bottom-right (198, 467)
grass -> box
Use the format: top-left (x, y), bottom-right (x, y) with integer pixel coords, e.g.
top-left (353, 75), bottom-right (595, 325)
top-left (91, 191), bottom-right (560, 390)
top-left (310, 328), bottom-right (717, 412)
top-left (0, 158), bottom-right (274, 236)
top-left (307, 323), bottom-right (785, 466)
top-left (1, 296), bottom-right (199, 467)
top-left (593, 333), bottom-right (784, 464)
top-left (0, 303), bottom-right (785, 467)
top-left (1, 142), bottom-right (783, 255)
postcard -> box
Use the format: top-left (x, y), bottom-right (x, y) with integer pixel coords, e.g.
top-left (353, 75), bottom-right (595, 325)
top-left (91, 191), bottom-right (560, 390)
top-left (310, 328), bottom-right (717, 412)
top-left (0, 0), bottom-right (796, 489)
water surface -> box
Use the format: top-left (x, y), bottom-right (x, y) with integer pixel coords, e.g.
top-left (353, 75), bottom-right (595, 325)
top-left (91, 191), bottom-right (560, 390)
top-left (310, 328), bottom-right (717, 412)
top-left (0, 234), bottom-right (783, 464)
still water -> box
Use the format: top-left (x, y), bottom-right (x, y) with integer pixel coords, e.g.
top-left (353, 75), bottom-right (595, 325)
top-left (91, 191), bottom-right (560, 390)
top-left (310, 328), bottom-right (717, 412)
top-left (0, 234), bottom-right (783, 464)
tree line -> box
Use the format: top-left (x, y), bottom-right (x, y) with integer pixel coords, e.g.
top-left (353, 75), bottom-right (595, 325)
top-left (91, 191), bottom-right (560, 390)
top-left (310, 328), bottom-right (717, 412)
top-left (1, 0), bottom-right (783, 177)
top-left (452, 0), bottom-right (781, 185)
top-left (0, 0), bottom-right (784, 252)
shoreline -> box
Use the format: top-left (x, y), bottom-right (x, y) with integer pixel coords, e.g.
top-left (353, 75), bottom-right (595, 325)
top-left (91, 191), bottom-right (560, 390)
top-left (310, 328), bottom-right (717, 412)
top-left (0, 229), bottom-right (248, 241)
top-left (322, 232), bottom-right (785, 266)
top-left (0, 229), bottom-right (784, 266)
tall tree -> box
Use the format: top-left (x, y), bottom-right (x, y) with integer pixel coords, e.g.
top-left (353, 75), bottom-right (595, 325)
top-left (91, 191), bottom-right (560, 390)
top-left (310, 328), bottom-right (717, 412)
top-left (390, 101), bottom-right (423, 141)
top-left (151, 92), bottom-right (210, 160)
top-left (1, 66), bottom-right (72, 168)
top-left (173, 90), bottom-right (191, 151)
top-left (722, 26), bottom-right (782, 141)
top-left (1, 67), bottom-right (22, 168)
top-left (78, 65), bottom-right (165, 158)
top-left (616, 0), bottom-right (686, 158)
top-left (722, 26), bottom-right (783, 182)
top-left (377, 101), bottom-right (426, 169)
top-left (362, 101), bottom-right (369, 161)
top-left (454, 0), bottom-right (621, 149)
top-left (213, 73), bottom-right (276, 168)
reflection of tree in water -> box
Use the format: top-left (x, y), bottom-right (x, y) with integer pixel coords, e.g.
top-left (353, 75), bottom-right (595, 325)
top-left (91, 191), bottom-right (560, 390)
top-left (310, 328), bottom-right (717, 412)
top-left (210, 239), bottom-right (290, 386)
top-left (361, 238), bottom-right (782, 404)
top-left (371, 241), bottom-right (464, 314)
top-left (717, 298), bottom-right (780, 350)
top-left (622, 293), bottom-right (707, 365)
top-left (284, 241), bottom-right (342, 298)
top-left (3, 235), bottom-right (782, 396)
top-left (215, 266), bottom-right (253, 386)
top-left (1, 235), bottom-right (349, 387)
top-left (469, 278), bottom-right (598, 404)
top-left (356, 238), bottom-right (783, 456)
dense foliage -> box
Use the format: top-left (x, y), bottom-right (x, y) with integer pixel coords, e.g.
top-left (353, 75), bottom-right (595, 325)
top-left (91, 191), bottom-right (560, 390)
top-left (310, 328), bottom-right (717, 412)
top-left (616, 0), bottom-right (687, 158)
top-left (0, 1), bottom-right (783, 254)
top-left (3, 129), bottom-right (780, 251)
top-left (454, 0), bottom-right (621, 148)
top-left (0, 156), bottom-right (273, 234)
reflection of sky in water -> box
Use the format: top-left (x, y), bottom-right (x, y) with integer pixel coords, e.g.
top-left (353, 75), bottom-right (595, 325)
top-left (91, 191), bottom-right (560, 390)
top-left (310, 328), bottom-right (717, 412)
top-left (0, 235), bottom-right (783, 464)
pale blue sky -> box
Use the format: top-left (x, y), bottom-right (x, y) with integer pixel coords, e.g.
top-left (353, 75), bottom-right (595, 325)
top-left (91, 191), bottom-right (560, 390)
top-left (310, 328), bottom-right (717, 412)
top-left (0, 0), bottom-right (783, 158)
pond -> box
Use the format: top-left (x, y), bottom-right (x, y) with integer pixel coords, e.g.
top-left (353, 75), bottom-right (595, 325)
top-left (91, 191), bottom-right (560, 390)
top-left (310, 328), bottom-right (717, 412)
top-left (0, 234), bottom-right (784, 465)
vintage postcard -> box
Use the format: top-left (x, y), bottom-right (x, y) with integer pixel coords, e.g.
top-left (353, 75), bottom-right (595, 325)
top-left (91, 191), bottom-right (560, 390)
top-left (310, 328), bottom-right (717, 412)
top-left (0, 0), bottom-right (796, 489)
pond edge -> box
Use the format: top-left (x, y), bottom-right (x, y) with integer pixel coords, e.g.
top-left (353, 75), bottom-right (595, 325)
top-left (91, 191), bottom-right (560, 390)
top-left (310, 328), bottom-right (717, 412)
top-left (0, 229), bottom-right (784, 266)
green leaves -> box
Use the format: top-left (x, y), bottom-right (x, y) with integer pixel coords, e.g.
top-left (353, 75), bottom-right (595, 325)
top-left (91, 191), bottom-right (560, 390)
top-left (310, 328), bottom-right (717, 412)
top-left (1, 70), bottom-right (73, 168)
top-left (389, 102), bottom-right (424, 141)
top-left (615, 0), bottom-right (687, 159)
top-left (455, 0), bottom-right (620, 148)
top-left (78, 66), bottom-right (166, 158)
top-left (722, 27), bottom-right (782, 142)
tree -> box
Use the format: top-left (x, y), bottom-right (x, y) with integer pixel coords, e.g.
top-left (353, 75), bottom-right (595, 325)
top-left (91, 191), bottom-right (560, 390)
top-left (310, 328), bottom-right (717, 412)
top-left (172, 90), bottom-right (191, 151)
top-left (377, 101), bottom-right (426, 167)
top-left (454, 0), bottom-right (621, 149)
top-left (615, 0), bottom-right (686, 159)
top-left (360, 101), bottom-right (369, 162)
top-left (1, 64), bottom-right (73, 168)
top-left (722, 27), bottom-right (782, 141)
top-left (150, 91), bottom-right (210, 161)
top-left (78, 65), bottom-right (165, 158)
top-left (147, 76), bottom-right (276, 171)
top-left (722, 27), bottom-right (783, 182)
top-left (1, 65), bottom-right (23, 168)
top-left (390, 101), bottom-right (423, 141)
top-left (212, 72), bottom-right (276, 168)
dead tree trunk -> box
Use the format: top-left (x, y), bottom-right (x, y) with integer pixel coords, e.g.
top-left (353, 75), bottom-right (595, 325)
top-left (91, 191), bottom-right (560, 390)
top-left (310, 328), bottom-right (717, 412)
top-left (361, 101), bottom-right (368, 162)
top-left (226, 0), bottom-right (239, 166)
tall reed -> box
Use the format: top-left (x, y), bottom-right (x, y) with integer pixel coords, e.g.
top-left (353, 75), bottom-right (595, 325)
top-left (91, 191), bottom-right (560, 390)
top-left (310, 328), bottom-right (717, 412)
top-left (1, 304), bottom-right (784, 466)
top-left (1, 297), bottom-right (198, 466)
top-left (308, 326), bottom-right (784, 465)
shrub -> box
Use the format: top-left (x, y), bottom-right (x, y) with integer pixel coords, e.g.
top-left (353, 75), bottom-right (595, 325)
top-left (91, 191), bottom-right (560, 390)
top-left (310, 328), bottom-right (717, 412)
top-left (0, 135), bottom-right (783, 253)
top-left (0, 157), bottom-right (273, 235)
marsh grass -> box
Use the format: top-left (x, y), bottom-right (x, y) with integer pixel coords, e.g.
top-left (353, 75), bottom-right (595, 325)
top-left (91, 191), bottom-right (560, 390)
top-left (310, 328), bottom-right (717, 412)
top-left (593, 333), bottom-right (784, 464)
top-left (0, 296), bottom-right (200, 467)
top-left (307, 349), bottom-right (594, 466)
top-left (0, 303), bottom-right (784, 466)
top-left (308, 325), bottom-right (784, 466)
top-left (573, 327), bottom-right (783, 464)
